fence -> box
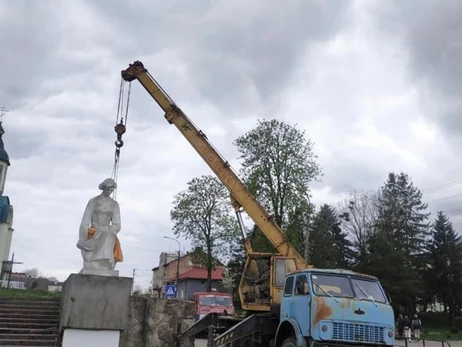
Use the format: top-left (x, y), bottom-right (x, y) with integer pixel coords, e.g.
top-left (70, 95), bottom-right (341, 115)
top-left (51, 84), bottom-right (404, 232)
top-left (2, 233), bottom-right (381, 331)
top-left (0, 280), bottom-right (26, 290)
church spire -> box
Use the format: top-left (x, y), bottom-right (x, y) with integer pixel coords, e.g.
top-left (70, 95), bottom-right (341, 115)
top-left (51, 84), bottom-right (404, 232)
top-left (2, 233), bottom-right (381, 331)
top-left (0, 105), bottom-right (10, 167)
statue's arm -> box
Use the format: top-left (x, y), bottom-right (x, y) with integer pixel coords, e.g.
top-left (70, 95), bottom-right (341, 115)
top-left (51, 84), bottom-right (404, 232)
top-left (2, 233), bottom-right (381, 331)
top-left (79, 199), bottom-right (94, 240)
top-left (110, 201), bottom-right (121, 235)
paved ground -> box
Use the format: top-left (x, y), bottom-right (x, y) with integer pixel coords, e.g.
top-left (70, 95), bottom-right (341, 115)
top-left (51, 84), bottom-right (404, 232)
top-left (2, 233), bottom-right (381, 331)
top-left (195, 338), bottom-right (462, 347)
top-left (195, 338), bottom-right (207, 347)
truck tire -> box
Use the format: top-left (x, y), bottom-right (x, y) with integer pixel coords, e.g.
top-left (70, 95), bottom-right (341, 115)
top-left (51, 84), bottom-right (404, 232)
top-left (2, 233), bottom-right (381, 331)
top-left (281, 337), bottom-right (297, 347)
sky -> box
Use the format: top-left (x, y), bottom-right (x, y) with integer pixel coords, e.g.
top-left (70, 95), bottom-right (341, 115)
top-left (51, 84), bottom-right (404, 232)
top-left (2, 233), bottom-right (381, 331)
top-left (1, 0), bottom-right (461, 289)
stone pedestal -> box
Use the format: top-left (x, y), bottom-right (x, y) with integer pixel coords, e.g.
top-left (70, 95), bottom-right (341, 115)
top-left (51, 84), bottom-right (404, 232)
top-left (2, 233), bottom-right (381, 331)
top-left (79, 268), bottom-right (119, 277)
top-left (60, 273), bottom-right (132, 347)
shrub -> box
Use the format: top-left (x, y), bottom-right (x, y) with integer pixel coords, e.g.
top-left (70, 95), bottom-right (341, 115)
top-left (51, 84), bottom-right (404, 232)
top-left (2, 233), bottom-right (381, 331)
top-left (449, 326), bottom-right (459, 334)
top-left (454, 317), bottom-right (462, 330)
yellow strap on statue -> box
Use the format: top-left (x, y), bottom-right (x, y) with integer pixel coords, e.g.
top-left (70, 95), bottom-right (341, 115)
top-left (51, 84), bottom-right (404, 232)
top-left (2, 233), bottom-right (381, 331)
top-left (87, 227), bottom-right (123, 263)
top-left (114, 237), bottom-right (123, 262)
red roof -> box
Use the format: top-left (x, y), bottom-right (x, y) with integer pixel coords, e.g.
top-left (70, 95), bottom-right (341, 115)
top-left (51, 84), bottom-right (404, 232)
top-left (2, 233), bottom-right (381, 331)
top-left (177, 267), bottom-right (225, 281)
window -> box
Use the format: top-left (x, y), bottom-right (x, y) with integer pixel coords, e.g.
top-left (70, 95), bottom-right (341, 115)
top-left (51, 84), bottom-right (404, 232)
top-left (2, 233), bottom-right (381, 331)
top-left (275, 258), bottom-right (297, 287)
top-left (311, 274), bottom-right (354, 298)
top-left (294, 274), bottom-right (309, 295)
top-left (198, 295), bottom-right (233, 306)
top-left (351, 278), bottom-right (386, 303)
top-left (284, 276), bottom-right (294, 296)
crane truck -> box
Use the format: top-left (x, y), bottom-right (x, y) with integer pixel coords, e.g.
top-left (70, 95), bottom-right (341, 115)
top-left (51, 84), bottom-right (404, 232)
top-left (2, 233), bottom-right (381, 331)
top-left (121, 61), bottom-right (395, 347)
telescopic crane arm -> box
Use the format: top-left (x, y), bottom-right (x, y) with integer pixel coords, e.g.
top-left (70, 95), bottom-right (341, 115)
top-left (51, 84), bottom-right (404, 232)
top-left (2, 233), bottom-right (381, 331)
top-left (121, 61), bottom-right (308, 270)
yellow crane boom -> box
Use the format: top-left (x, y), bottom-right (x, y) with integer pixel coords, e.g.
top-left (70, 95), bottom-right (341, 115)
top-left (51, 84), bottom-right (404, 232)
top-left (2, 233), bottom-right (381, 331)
top-left (122, 61), bottom-right (306, 269)
top-left (122, 61), bottom-right (315, 311)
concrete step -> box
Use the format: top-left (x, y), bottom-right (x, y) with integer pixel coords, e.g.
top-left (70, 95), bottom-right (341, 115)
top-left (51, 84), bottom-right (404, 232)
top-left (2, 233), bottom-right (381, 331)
top-left (0, 323), bottom-right (58, 330)
top-left (0, 307), bottom-right (60, 314)
top-left (0, 298), bottom-right (61, 346)
top-left (0, 313), bottom-right (59, 320)
top-left (0, 318), bottom-right (59, 325)
top-left (0, 334), bottom-right (58, 341)
top-left (0, 304), bottom-right (60, 310)
top-left (0, 299), bottom-right (59, 304)
top-left (0, 340), bottom-right (60, 346)
top-left (0, 311), bottom-right (59, 318)
top-left (0, 328), bottom-right (58, 335)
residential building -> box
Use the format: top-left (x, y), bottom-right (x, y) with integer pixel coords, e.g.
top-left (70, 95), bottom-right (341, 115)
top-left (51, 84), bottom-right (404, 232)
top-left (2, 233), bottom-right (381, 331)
top-left (152, 251), bottom-right (226, 299)
top-left (0, 272), bottom-right (26, 290)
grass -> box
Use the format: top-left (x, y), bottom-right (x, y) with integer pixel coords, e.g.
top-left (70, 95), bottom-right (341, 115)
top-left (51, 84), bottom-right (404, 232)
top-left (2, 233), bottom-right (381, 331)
top-left (421, 327), bottom-right (462, 341)
top-left (0, 288), bottom-right (61, 299)
top-left (411, 312), bottom-right (462, 341)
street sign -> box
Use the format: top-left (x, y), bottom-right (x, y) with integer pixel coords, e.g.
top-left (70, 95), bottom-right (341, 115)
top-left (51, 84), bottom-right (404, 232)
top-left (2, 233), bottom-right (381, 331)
top-left (165, 284), bottom-right (177, 298)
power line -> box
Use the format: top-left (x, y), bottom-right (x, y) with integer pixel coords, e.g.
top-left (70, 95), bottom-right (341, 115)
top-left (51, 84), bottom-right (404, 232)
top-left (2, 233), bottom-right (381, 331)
top-left (426, 193), bottom-right (462, 204)
top-left (422, 179), bottom-right (462, 194)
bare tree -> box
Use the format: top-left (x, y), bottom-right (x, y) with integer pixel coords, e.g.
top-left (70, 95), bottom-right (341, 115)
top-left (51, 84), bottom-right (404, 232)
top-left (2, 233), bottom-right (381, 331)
top-left (24, 268), bottom-right (42, 279)
top-left (337, 188), bottom-right (380, 262)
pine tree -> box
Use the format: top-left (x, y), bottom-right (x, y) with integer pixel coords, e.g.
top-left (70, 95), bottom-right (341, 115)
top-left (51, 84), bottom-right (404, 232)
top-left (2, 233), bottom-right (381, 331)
top-left (375, 172), bottom-right (430, 258)
top-left (369, 172), bottom-right (430, 313)
top-left (308, 204), bottom-right (352, 268)
top-left (427, 211), bottom-right (462, 325)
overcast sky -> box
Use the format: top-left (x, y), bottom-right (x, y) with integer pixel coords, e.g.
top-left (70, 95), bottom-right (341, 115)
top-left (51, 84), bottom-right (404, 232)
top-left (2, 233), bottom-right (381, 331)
top-left (1, 0), bottom-right (461, 289)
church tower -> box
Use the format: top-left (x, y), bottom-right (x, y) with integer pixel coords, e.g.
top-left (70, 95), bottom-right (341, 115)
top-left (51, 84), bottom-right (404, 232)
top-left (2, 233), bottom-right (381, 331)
top-left (0, 107), bottom-right (14, 273)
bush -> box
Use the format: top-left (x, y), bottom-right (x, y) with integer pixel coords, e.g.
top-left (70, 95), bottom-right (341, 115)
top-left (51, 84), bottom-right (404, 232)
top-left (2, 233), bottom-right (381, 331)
top-left (454, 317), bottom-right (462, 330)
top-left (449, 326), bottom-right (459, 334)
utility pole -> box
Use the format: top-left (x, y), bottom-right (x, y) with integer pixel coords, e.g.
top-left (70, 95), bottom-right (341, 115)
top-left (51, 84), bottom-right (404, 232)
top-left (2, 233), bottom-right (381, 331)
top-left (304, 196), bottom-right (313, 264)
top-left (6, 253), bottom-right (23, 290)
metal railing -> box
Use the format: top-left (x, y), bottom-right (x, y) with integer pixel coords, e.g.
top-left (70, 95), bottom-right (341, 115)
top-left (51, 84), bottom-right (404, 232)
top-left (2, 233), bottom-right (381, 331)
top-left (395, 338), bottom-right (451, 347)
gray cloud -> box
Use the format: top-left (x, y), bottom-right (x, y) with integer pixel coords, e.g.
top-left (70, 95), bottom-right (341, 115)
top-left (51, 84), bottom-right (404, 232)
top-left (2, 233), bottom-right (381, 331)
top-left (84, 0), bottom-right (353, 112)
top-left (4, 0), bottom-right (462, 287)
top-left (370, 0), bottom-right (462, 136)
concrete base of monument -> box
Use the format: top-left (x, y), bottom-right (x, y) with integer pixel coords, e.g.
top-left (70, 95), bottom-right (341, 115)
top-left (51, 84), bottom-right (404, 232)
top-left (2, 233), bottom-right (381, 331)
top-left (79, 268), bottom-right (119, 277)
top-left (60, 273), bottom-right (133, 347)
top-left (63, 329), bottom-right (120, 347)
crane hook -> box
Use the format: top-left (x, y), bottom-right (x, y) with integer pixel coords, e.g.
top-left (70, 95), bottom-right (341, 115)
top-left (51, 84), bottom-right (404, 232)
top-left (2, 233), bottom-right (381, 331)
top-left (114, 122), bottom-right (126, 148)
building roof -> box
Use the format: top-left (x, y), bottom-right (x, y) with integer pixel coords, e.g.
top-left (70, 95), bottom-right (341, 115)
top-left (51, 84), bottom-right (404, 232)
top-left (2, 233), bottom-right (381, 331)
top-left (179, 267), bottom-right (225, 281)
top-left (0, 123), bottom-right (10, 166)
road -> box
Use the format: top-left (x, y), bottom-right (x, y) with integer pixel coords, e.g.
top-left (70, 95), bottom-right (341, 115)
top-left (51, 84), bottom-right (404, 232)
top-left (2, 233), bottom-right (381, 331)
top-left (194, 338), bottom-right (461, 347)
top-left (195, 338), bottom-right (207, 347)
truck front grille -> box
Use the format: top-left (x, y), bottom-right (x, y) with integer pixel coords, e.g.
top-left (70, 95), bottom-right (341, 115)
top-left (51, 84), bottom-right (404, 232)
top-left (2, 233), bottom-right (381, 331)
top-left (332, 322), bottom-right (384, 344)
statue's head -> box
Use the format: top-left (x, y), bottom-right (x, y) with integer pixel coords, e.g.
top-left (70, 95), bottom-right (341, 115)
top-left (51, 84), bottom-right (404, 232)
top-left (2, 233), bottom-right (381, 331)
top-left (98, 178), bottom-right (117, 197)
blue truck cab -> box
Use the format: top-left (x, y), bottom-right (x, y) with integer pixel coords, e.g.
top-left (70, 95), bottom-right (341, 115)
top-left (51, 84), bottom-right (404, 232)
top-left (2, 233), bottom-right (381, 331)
top-left (274, 269), bottom-right (395, 347)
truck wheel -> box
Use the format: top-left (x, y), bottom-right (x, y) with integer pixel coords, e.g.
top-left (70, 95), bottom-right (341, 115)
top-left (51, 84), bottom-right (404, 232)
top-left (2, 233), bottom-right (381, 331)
top-left (281, 337), bottom-right (297, 347)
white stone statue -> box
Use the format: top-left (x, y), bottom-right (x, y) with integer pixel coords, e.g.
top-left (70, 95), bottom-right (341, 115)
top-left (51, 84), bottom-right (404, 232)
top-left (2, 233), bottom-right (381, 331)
top-left (76, 178), bottom-right (123, 276)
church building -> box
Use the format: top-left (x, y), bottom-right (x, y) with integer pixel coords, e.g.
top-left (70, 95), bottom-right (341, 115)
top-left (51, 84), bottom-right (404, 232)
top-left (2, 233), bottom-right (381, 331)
top-left (0, 119), bottom-right (14, 278)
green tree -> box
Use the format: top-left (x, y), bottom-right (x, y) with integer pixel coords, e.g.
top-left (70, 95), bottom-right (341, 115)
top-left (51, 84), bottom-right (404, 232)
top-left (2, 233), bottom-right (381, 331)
top-left (170, 175), bottom-right (239, 291)
top-left (224, 238), bottom-right (247, 307)
top-left (234, 119), bottom-right (322, 254)
top-left (367, 172), bottom-right (430, 314)
top-left (286, 199), bottom-right (314, 258)
top-left (427, 211), bottom-right (462, 325)
top-left (308, 204), bottom-right (352, 268)
top-left (375, 173), bottom-right (430, 258)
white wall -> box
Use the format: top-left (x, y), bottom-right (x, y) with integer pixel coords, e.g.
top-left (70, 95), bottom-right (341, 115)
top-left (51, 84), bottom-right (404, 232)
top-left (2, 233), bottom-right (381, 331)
top-left (0, 223), bottom-right (12, 263)
top-left (62, 329), bottom-right (120, 347)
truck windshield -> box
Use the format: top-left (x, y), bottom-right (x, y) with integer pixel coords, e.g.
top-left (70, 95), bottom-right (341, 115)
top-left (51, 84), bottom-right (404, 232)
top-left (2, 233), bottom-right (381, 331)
top-left (311, 274), bottom-right (354, 298)
top-left (198, 295), bottom-right (233, 306)
top-left (351, 278), bottom-right (386, 303)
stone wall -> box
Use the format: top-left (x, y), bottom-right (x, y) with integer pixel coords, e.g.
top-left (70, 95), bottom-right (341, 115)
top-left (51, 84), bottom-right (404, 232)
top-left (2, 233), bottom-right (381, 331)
top-left (119, 296), bottom-right (195, 347)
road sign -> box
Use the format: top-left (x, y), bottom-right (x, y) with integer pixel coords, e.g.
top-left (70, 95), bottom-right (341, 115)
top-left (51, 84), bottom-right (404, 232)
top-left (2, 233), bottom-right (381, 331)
top-left (165, 284), bottom-right (177, 298)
